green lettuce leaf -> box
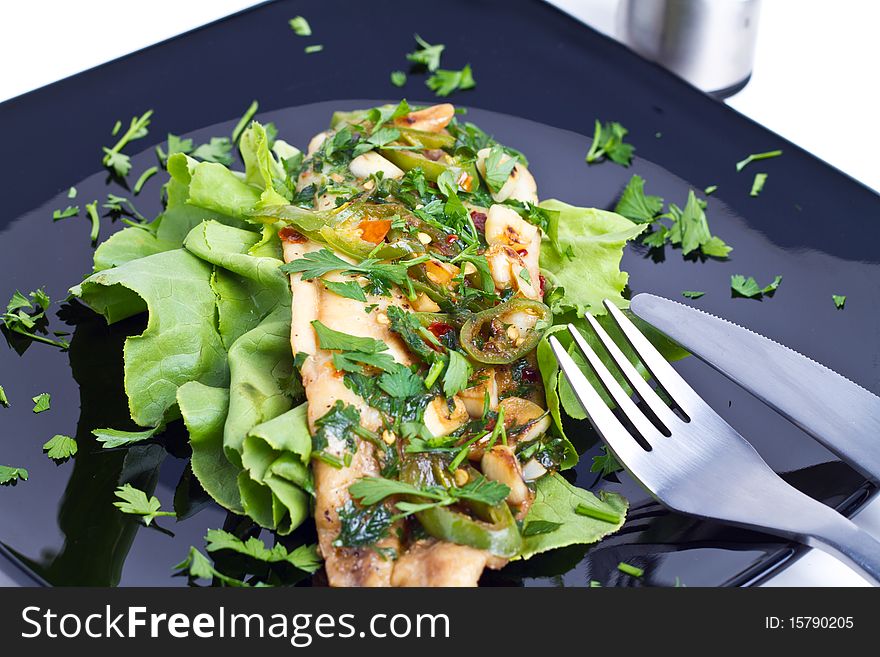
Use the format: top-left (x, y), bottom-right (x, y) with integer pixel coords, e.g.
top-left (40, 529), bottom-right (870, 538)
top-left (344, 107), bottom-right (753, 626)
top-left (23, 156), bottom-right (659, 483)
top-left (538, 200), bottom-right (645, 316)
top-left (517, 473), bottom-right (628, 560)
top-left (167, 153), bottom-right (261, 219)
top-left (238, 122), bottom-right (288, 208)
top-left (177, 382), bottom-right (243, 514)
top-left (71, 249), bottom-right (228, 427)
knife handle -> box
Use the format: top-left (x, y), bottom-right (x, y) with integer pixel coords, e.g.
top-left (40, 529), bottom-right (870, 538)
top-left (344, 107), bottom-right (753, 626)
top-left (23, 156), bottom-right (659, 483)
top-left (804, 515), bottom-right (880, 586)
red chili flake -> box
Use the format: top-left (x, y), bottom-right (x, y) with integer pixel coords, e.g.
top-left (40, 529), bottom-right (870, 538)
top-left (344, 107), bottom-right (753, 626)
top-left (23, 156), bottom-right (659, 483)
top-left (520, 367), bottom-right (540, 383)
top-left (538, 274), bottom-right (546, 296)
top-left (517, 249), bottom-right (528, 257)
top-left (446, 234), bottom-right (459, 244)
top-left (428, 322), bottom-right (455, 339)
top-left (470, 210), bottom-right (487, 232)
top-left (278, 227), bottom-right (307, 243)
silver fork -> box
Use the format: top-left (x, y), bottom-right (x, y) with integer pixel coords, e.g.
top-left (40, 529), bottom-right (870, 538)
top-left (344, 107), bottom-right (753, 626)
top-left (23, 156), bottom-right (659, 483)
top-left (549, 300), bottom-right (880, 586)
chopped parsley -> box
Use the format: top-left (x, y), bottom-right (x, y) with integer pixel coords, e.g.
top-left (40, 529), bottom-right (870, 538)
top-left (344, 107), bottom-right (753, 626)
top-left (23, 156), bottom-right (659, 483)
top-left (617, 562), bottom-right (644, 578)
top-left (113, 483), bottom-right (175, 525)
top-left (426, 64), bottom-right (475, 97)
top-left (232, 100), bottom-right (259, 144)
top-left (406, 34), bottom-right (445, 71)
top-left (43, 434), bottom-right (78, 461)
top-left (281, 248), bottom-right (428, 296)
top-left (1, 289), bottom-right (69, 349)
top-left (390, 70), bottom-right (407, 87)
top-left (52, 205), bottom-right (79, 221)
top-left (304, 44), bottom-right (323, 54)
top-left (312, 320), bottom-right (386, 353)
top-left (191, 137), bottom-right (234, 165)
top-left (522, 520), bottom-right (562, 537)
top-left (378, 367), bottom-right (425, 399)
top-left (288, 16), bottom-right (311, 36)
top-left (321, 279), bottom-right (368, 302)
top-left (133, 166), bottom-right (158, 195)
top-left (31, 392), bottom-right (51, 413)
top-left (0, 466), bottom-right (28, 485)
top-left (681, 290), bottom-right (705, 299)
top-left (749, 172), bottom-right (768, 197)
top-left (67, 186), bottom-right (77, 198)
top-left (704, 185), bottom-right (718, 195)
top-left (312, 400), bottom-right (376, 455)
top-left (155, 133), bottom-right (194, 164)
top-left (585, 120), bottom-right (634, 166)
top-left (349, 474), bottom-right (509, 509)
top-left (614, 174), bottom-right (663, 223)
top-left (575, 502), bottom-right (622, 524)
top-left (92, 425), bottom-right (160, 448)
top-left (205, 529), bottom-right (321, 572)
top-left (442, 349), bottom-right (472, 397)
top-left (84, 201), bottom-right (100, 243)
top-left (832, 294), bottom-right (846, 309)
top-left (483, 144), bottom-right (517, 193)
top-left (730, 274), bottom-right (782, 299)
top-left (0, 384), bottom-right (8, 407)
top-left (334, 500), bottom-right (394, 548)
top-left (591, 445), bottom-right (622, 477)
top-left (173, 548), bottom-right (249, 587)
top-left (735, 149), bottom-right (782, 172)
top-left (102, 109), bottom-right (153, 178)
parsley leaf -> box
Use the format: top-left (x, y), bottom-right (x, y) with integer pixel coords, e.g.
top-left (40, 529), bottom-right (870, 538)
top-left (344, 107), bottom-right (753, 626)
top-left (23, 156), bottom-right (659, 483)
top-left (406, 34), bottom-right (445, 71)
top-left (0, 384), bottom-right (8, 407)
top-left (591, 445), bottom-right (623, 477)
top-left (333, 500), bottom-right (393, 548)
top-left (288, 16), bottom-right (311, 36)
top-left (321, 279), bottom-right (367, 302)
top-left (155, 133), bottom-right (193, 164)
top-left (173, 548), bottom-right (249, 587)
top-left (281, 248), bottom-right (425, 295)
top-left (483, 145), bottom-right (516, 193)
top-left (750, 172), bottom-right (768, 197)
top-left (378, 366), bottom-right (425, 399)
top-left (426, 64), bottom-right (475, 97)
top-left (43, 434), bottom-right (78, 461)
top-left (31, 393), bottom-right (51, 413)
top-left (443, 350), bottom-right (471, 397)
top-left (349, 474), bottom-right (509, 508)
top-left (205, 529), bottom-right (321, 572)
top-left (52, 205), bottom-right (79, 221)
top-left (667, 190), bottom-right (731, 258)
top-left (615, 174), bottom-right (664, 223)
top-left (112, 483), bottom-right (175, 525)
top-left (585, 120), bottom-right (634, 166)
top-left (1, 289), bottom-right (69, 350)
top-left (191, 137), bottom-right (234, 165)
top-left (312, 400), bottom-right (374, 454)
top-left (92, 425), bottom-right (161, 448)
top-left (390, 70), bottom-right (407, 87)
top-left (102, 110), bottom-right (153, 177)
top-left (522, 520), bottom-right (562, 537)
top-left (332, 350), bottom-right (398, 374)
top-left (731, 274), bottom-right (782, 299)
top-left (304, 44), bottom-right (323, 54)
top-left (67, 186), bottom-right (77, 199)
top-left (735, 149), bottom-right (782, 172)
top-left (681, 290), bottom-right (705, 299)
top-left (0, 466), bottom-right (28, 485)
top-left (312, 320), bottom-right (387, 353)
top-left (832, 294), bottom-right (846, 309)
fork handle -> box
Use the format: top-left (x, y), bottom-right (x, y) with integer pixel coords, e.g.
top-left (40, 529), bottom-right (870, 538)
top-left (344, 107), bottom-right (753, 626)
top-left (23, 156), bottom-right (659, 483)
top-left (806, 518), bottom-right (880, 586)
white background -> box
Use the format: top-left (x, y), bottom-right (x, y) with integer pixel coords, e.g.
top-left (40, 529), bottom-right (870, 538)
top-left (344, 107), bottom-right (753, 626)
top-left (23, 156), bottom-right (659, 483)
top-left (0, 0), bottom-right (878, 586)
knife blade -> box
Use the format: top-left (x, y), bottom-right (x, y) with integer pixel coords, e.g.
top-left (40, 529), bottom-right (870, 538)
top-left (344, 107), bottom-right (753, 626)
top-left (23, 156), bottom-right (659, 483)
top-left (630, 293), bottom-right (880, 483)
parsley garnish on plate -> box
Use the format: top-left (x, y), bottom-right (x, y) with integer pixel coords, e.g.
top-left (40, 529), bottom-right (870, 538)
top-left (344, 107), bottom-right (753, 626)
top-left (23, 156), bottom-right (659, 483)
top-left (591, 445), bottom-right (622, 477)
top-left (832, 294), bottom-right (846, 309)
top-left (750, 172), bottom-right (768, 197)
top-left (192, 137), bottom-right (234, 165)
top-left (113, 483), bottom-right (175, 525)
top-left (31, 392), bottom-right (51, 413)
top-left (1, 289), bottom-right (69, 350)
top-left (575, 502), bottom-right (622, 524)
top-left (321, 279), bottom-right (368, 302)
top-left (133, 166), bottom-right (158, 195)
top-left (52, 205), bottom-right (79, 221)
top-left (483, 144), bottom-right (517, 193)
top-left (704, 185), bottom-right (718, 195)
top-left (67, 186), bottom-right (77, 199)
top-left (84, 200), bottom-right (100, 243)
top-left (614, 174), bottom-right (663, 223)
top-left (102, 110), bottom-right (153, 178)
top-left (231, 100), bottom-right (259, 144)
top-left (390, 70), bottom-right (407, 87)
top-left (288, 16), bottom-right (311, 36)
top-left (205, 529), bottom-right (321, 572)
top-left (731, 274), bottom-right (782, 299)
top-left (92, 426), bottom-right (160, 449)
top-left (681, 290), bottom-right (705, 299)
top-left (618, 561), bottom-right (644, 578)
top-left (406, 34), bottom-right (445, 71)
top-left (349, 474), bottom-right (510, 509)
top-left (522, 520), bottom-right (563, 537)
top-left (426, 64), bottom-right (476, 97)
top-left (0, 466), bottom-right (28, 485)
top-left (43, 434), bottom-right (78, 461)
top-left (442, 350), bottom-right (472, 397)
top-left (735, 149), bottom-right (782, 172)
top-left (585, 120), bottom-right (634, 166)
top-left (0, 384), bottom-right (8, 407)
top-left (304, 44), bottom-right (323, 54)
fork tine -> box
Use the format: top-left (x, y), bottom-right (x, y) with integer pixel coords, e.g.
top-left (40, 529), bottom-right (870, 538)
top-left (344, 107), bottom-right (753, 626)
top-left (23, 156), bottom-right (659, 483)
top-left (581, 313), bottom-right (679, 432)
top-left (603, 300), bottom-right (703, 413)
top-left (549, 336), bottom-right (646, 467)
top-left (565, 324), bottom-right (664, 443)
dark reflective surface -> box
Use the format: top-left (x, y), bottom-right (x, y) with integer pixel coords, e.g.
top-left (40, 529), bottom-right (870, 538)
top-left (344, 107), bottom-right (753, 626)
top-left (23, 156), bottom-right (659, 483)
top-left (1, 0), bottom-right (877, 587)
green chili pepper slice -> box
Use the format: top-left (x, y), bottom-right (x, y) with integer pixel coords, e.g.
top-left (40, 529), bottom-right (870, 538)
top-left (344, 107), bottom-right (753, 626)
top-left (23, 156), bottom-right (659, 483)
top-left (401, 458), bottom-right (522, 558)
top-left (459, 297), bottom-right (551, 364)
